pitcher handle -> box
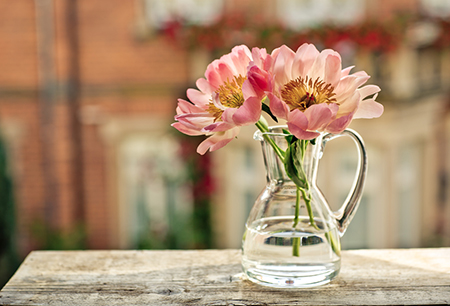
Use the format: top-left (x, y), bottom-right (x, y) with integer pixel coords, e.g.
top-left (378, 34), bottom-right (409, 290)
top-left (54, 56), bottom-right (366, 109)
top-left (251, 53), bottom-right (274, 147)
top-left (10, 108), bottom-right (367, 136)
top-left (322, 128), bottom-right (367, 236)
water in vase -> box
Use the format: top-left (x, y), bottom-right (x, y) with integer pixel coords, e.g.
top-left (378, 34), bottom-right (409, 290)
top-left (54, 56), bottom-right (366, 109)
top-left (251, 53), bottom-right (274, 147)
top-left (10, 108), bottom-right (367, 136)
top-left (242, 216), bottom-right (341, 288)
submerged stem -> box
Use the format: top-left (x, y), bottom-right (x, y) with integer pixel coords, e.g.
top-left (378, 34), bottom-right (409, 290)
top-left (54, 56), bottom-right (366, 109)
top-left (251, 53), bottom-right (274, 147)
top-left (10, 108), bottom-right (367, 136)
top-left (292, 188), bottom-right (301, 257)
top-left (299, 187), bottom-right (319, 231)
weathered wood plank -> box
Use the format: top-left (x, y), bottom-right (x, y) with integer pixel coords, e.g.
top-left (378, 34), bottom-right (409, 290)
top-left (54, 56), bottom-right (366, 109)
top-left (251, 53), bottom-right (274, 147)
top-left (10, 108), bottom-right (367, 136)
top-left (0, 248), bottom-right (449, 305)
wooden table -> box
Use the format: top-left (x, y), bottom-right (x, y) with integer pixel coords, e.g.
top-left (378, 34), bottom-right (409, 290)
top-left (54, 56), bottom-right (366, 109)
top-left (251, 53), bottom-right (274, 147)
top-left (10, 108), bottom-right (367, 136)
top-left (0, 248), bottom-right (449, 305)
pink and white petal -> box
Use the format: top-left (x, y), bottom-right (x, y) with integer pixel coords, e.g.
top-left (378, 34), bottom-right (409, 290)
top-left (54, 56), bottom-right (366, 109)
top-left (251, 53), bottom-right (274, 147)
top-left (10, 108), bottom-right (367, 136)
top-left (211, 92), bottom-right (226, 110)
top-left (358, 85), bottom-right (381, 100)
top-left (273, 45), bottom-right (296, 87)
top-left (288, 122), bottom-right (320, 140)
top-left (232, 96), bottom-right (262, 126)
top-left (341, 66), bottom-right (354, 77)
top-left (353, 99), bottom-right (384, 119)
top-left (202, 121), bottom-right (235, 132)
top-left (196, 78), bottom-right (213, 94)
top-left (176, 99), bottom-right (205, 114)
top-left (251, 47), bottom-right (266, 68)
top-left (336, 91), bottom-right (361, 117)
top-left (323, 54), bottom-right (342, 88)
top-left (353, 70), bottom-right (369, 78)
top-left (235, 44), bottom-right (253, 58)
top-left (304, 103), bottom-right (334, 131)
top-left (197, 128), bottom-right (240, 155)
top-left (253, 47), bottom-right (275, 74)
top-left (221, 107), bottom-right (237, 124)
top-left (187, 89), bottom-right (210, 106)
top-left (176, 113), bottom-right (214, 131)
top-left (354, 73), bottom-right (371, 88)
top-left (172, 122), bottom-right (205, 136)
top-left (268, 92), bottom-right (289, 120)
top-left (268, 47), bottom-right (282, 71)
top-left (308, 49), bottom-right (340, 81)
top-left (287, 109), bottom-right (319, 139)
top-left (205, 61), bottom-right (223, 90)
top-left (334, 74), bottom-right (369, 102)
top-left (325, 113), bottom-right (353, 134)
top-left (219, 54), bottom-right (238, 75)
top-left (292, 43), bottom-right (320, 78)
top-left (229, 45), bottom-right (252, 75)
top-left (245, 65), bottom-right (270, 99)
top-left (242, 78), bottom-right (259, 99)
top-left (217, 62), bottom-right (235, 84)
top-left (328, 103), bottom-right (339, 118)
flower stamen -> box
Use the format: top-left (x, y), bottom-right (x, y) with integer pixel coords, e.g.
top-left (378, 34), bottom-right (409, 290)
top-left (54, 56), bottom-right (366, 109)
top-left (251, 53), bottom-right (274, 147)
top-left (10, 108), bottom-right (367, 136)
top-left (281, 76), bottom-right (337, 112)
top-left (207, 75), bottom-right (246, 121)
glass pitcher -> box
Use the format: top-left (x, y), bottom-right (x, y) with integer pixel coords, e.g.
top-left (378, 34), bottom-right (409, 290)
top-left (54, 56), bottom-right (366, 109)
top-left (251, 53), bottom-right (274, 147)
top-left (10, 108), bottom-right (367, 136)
top-left (242, 126), bottom-right (367, 288)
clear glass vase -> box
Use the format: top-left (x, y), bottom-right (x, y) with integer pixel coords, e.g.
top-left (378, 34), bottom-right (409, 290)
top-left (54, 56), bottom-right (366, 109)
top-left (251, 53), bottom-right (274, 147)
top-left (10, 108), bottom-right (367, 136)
top-left (242, 126), bottom-right (367, 288)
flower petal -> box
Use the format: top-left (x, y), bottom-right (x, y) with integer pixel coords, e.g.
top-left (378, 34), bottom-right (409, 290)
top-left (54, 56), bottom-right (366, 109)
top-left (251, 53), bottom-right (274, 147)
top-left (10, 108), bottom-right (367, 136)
top-left (196, 78), bottom-right (213, 94)
top-left (336, 91), bottom-right (360, 117)
top-left (292, 43), bottom-right (320, 78)
top-left (288, 123), bottom-right (320, 140)
top-left (231, 96), bottom-right (262, 126)
top-left (176, 99), bottom-right (203, 114)
top-left (334, 74), bottom-right (369, 103)
top-left (176, 113), bottom-right (214, 131)
top-left (326, 113), bottom-right (353, 134)
top-left (341, 66), bottom-right (354, 77)
top-left (226, 45), bottom-right (252, 75)
top-left (308, 49), bottom-right (340, 81)
top-left (287, 109), bottom-right (320, 140)
top-left (204, 62), bottom-right (222, 90)
top-left (304, 103), bottom-right (334, 131)
top-left (197, 128), bottom-right (240, 155)
top-left (217, 62), bottom-right (235, 84)
top-left (242, 78), bottom-right (258, 99)
top-left (187, 89), bottom-right (210, 107)
top-left (202, 121), bottom-right (235, 132)
top-left (324, 54), bottom-right (342, 88)
top-left (273, 45), bottom-right (295, 87)
top-left (172, 122), bottom-right (205, 136)
top-left (268, 92), bottom-right (289, 120)
top-left (246, 64), bottom-right (270, 98)
top-left (353, 99), bottom-right (384, 119)
top-left (358, 85), bottom-right (381, 100)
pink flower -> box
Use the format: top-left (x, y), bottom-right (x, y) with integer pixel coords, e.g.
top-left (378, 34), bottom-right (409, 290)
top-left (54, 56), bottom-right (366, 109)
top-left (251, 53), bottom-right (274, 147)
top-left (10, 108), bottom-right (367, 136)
top-left (173, 45), bottom-right (271, 154)
top-left (268, 44), bottom-right (383, 140)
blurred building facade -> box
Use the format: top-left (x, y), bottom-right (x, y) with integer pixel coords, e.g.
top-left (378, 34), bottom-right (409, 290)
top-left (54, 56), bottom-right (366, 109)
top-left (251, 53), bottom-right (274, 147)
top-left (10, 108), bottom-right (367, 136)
top-left (0, 0), bottom-right (450, 258)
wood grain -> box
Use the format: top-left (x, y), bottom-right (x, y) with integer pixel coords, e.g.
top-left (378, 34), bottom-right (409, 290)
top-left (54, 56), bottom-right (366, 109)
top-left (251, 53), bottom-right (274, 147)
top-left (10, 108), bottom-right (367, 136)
top-left (0, 248), bottom-right (449, 305)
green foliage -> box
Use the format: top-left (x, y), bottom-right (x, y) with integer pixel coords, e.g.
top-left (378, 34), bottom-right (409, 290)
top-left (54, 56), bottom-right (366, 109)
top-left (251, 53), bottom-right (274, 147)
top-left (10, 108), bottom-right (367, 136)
top-left (0, 135), bottom-right (20, 288)
top-left (262, 103), bottom-right (278, 123)
top-left (31, 221), bottom-right (86, 251)
top-left (284, 139), bottom-right (309, 190)
top-left (134, 131), bottom-right (213, 250)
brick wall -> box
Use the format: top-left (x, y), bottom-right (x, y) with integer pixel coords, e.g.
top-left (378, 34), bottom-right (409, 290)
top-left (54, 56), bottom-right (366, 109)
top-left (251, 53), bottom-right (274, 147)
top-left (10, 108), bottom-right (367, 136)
top-left (0, 0), bottom-right (189, 254)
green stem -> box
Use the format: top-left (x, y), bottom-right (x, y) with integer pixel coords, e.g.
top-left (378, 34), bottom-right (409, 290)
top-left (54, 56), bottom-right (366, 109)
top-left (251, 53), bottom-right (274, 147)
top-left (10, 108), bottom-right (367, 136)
top-left (325, 232), bottom-right (341, 256)
top-left (293, 188), bottom-right (300, 228)
top-left (299, 187), bottom-right (319, 231)
top-left (292, 236), bottom-right (300, 257)
top-left (255, 119), bottom-right (285, 162)
top-left (292, 187), bottom-right (301, 257)
top-left (300, 186), bottom-right (341, 256)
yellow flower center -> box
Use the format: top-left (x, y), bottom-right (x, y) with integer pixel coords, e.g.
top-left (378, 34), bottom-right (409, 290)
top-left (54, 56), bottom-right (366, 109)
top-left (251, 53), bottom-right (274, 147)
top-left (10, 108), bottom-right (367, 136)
top-left (207, 75), bottom-right (246, 121)
top-left (281, 76), bottom-right (337, 112)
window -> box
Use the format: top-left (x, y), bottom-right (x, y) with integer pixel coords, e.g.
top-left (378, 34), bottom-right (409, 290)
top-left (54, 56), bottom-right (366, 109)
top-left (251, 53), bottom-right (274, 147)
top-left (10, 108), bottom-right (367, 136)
top-left (276, 0), bottom-right (365, 30)
top-left (143, 0), bottom-right (224, 29)
top-left (420, 0), bottom-right (450, 19)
